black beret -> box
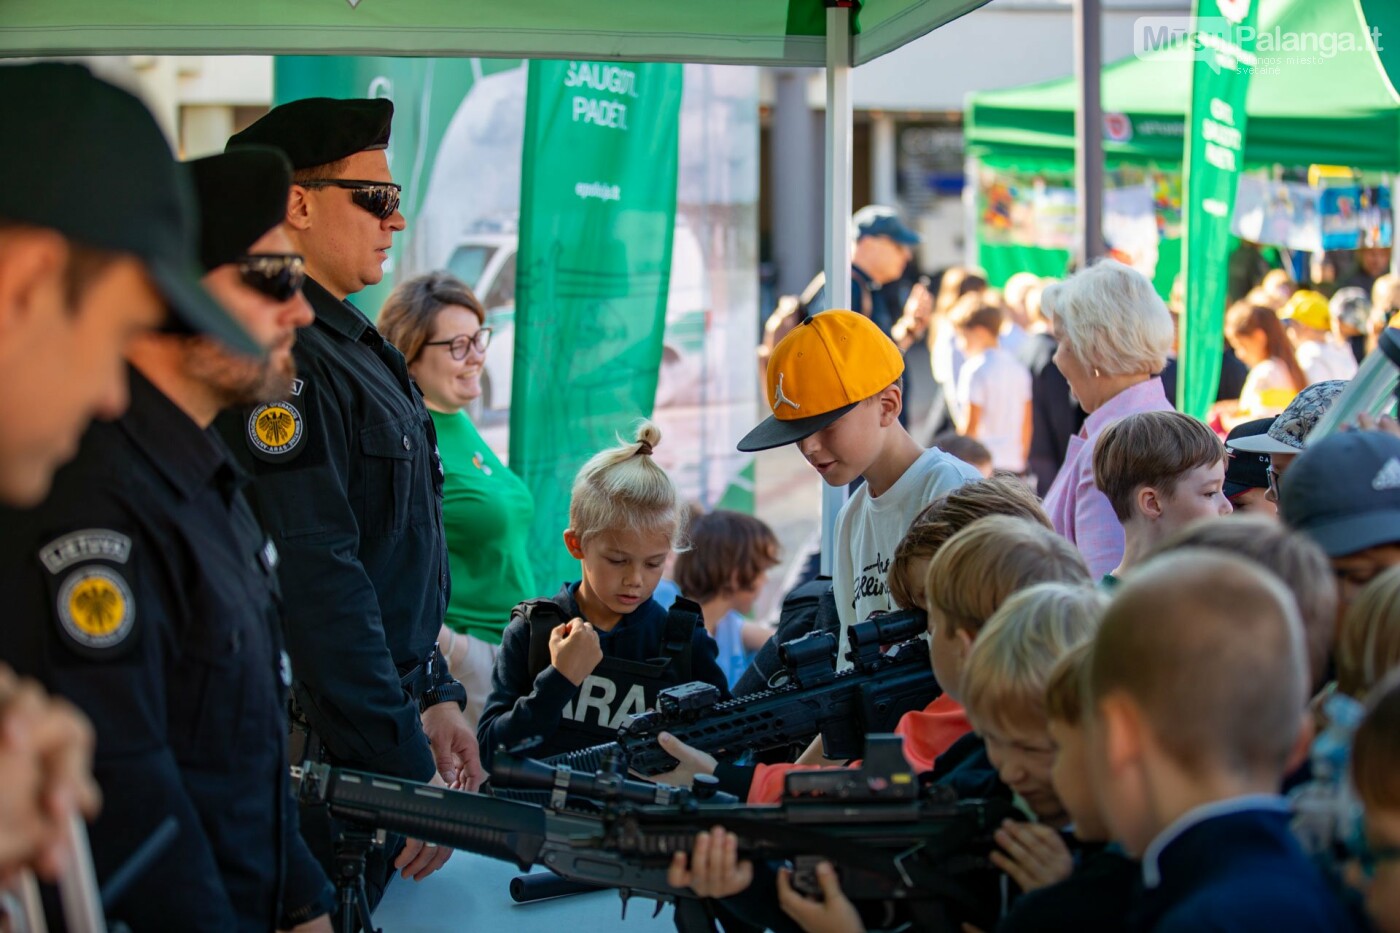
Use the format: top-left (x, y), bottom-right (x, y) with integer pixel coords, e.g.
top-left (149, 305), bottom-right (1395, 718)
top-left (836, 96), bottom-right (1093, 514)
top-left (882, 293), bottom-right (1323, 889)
top-left (187, 147), bottom-right (293, 272)
top-left (226, 97), bottom-right (392, 170)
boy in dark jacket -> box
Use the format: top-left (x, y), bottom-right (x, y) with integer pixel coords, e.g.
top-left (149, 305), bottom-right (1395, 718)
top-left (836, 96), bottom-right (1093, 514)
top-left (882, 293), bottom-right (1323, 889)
top-left (1086, 551), bottom-right (1360, 933)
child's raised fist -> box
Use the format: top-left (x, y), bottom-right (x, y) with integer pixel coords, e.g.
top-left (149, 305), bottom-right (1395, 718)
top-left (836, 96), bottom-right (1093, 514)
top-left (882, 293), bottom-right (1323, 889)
top-left (549, 619), bottom-right (604, 686)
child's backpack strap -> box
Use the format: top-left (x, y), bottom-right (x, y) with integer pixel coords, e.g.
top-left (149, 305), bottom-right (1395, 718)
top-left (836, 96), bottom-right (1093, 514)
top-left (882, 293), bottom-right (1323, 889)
top-left (521, 599), bottom-right (572, 681)
top-left (659, 596), bottom-right (703, 684)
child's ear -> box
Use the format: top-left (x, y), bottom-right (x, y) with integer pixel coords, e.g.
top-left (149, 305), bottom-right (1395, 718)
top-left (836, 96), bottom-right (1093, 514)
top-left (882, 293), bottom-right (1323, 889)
top-left (879, 384), bottom-right (903, 425)
top-left (953, 626), bottom-right (976, 662)
top-left (563, 529), bottom-right (585, 560)
top-left (1100, 693), bottom-right (1144, 777)
top-left (1136, 485), bottom-right (1164, 521)
top-left (1283, 710), bottom-right (1315, 778)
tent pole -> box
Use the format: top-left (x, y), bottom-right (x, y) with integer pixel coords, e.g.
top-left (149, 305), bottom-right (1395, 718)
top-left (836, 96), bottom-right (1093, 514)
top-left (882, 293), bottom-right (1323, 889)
top-left (820, 1), bottom-right (854, 576)
top-left (1074, 0), bottom-right (1104, 266)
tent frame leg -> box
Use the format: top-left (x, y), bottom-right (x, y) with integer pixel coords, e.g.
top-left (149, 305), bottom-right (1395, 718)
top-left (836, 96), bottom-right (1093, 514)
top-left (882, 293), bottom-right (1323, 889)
top-left (820, 1), bottom-right (854, 576)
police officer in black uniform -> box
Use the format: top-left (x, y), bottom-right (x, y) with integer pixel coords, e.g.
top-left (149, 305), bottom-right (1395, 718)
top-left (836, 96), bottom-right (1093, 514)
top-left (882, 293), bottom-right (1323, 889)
top-left (0, 145), bottom-right (337, 930)
top-left (217, 98), bottom-right (483, 908)
top-left (0, 61), bottom-right (237, 891)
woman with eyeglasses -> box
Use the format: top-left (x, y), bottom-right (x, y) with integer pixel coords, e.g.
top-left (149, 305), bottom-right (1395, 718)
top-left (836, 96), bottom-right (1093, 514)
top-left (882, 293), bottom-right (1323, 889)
top-left (380, 272), bottom-right (536, 732)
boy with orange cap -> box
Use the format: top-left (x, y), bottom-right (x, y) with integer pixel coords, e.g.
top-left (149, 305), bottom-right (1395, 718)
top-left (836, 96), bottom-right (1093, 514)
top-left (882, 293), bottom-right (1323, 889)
top-left (737, 310), bottom-right (980, 666)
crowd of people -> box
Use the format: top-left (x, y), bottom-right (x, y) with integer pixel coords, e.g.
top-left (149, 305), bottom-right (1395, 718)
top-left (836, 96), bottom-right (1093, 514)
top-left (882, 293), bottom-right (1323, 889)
top-left (3, 60), bottom-right (1400, 933)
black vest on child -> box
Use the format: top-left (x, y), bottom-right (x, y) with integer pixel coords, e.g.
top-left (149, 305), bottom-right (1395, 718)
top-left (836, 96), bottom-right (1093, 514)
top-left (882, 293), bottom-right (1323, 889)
top-left (520, 585), bottom-right (703, 756)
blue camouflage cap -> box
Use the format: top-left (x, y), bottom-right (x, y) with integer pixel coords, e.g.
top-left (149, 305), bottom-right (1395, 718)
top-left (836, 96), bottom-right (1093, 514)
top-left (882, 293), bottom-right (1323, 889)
top-left (1228, 380), bottom-right (1347, 456)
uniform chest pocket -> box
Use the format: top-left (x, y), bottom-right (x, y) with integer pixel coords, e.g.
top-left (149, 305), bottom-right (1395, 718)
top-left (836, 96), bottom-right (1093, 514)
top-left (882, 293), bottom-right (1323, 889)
top-left (357, 419), bottom-right (417, 538)
top-left (167, 623), bottom-right (252, 767)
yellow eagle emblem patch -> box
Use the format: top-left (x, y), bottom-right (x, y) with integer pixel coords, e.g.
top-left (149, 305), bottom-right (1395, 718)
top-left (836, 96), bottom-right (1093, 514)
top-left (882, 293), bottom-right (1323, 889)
top-left (247, 401), bottom-right (305, 461)
top-left (57, 566), bottom-right (134, 652)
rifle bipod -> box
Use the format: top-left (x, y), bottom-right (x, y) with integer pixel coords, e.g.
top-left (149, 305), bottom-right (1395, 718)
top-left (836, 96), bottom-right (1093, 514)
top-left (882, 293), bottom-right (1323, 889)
top-left (333, 827), bottom-right (382, 933)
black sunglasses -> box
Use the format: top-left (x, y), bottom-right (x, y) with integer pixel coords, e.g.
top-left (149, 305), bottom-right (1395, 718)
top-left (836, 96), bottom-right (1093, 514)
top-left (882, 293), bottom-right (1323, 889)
top-left (300, 179), bottom-right (402, 220)
top-left (237, 253), bottom-right (306, 302)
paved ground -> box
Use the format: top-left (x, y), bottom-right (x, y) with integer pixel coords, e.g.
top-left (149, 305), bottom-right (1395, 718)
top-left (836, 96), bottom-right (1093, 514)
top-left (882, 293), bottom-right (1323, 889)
top-left (374, 852), bottom-right (675, 932)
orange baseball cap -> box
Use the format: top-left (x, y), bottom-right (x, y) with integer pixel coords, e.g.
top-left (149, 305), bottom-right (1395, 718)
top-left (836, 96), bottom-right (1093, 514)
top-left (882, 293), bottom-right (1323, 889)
top-left (738, 309), bottom-right (905, 452)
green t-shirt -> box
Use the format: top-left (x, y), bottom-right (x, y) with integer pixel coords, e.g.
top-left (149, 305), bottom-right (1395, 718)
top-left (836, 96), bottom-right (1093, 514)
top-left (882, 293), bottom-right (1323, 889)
top-left (430, 409), bottom-right (537, 643)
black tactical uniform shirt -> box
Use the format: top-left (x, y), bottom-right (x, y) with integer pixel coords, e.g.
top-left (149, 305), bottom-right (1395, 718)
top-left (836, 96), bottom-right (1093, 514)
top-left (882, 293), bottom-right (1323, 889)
top-left (215, 276), bottom-right (449, 781)
top-left (0, 368), bottom-right (332, 931)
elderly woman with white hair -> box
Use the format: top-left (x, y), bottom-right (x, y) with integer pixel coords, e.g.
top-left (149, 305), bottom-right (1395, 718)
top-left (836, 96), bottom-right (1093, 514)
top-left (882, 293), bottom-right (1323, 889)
top-left (1042, 260), bottom-right (1176, 577)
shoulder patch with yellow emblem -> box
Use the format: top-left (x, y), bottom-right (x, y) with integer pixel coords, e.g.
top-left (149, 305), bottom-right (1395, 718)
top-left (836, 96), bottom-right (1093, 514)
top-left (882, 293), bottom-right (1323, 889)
top-left (245, 378), bottom-right (308, 464)
top-left (39, 529), bottom-right (137, 660)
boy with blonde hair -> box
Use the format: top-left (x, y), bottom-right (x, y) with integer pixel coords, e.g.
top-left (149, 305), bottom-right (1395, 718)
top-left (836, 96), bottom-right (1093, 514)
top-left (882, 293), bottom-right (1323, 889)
top-left (739, 310), bottom-right (980, 666)
top-left (774, 564), bottom-right (1101, 933)
top-left (995, 642), bottom-right (1135, 932)
top-left (674, 518), bottom-right (1092, 933)
top-left (1091, 410), bottom-right (1231, 585)
top-left (918, 516), bottom-right (1091, 802)
top-left (959, 584), bottom-right (1104, 863)
top-left (1085, 550), bottom-right (1357, 932)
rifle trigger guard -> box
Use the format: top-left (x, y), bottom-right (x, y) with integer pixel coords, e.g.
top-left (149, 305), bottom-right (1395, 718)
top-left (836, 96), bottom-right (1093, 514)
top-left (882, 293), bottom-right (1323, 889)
top-left (892, 842), bottom-right (923, 889)
top-left (551, 768), bottom-right (571, 809)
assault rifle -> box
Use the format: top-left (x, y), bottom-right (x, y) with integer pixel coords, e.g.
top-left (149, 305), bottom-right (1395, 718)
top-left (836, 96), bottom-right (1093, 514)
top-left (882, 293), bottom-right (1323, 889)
top-left (294, 736), bottom-right (1012, 933)
top-left (545, 607), bottom-right (937, 776)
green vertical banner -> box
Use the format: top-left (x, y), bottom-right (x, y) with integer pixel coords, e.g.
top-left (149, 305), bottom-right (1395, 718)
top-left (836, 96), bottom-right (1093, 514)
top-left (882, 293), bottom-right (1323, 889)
top-left (1178, 0), bottom-right (1258, 417)
top-left (273, 56), bottom-right (521, 315)
top-left (511, 60), bottom-right (683, 590)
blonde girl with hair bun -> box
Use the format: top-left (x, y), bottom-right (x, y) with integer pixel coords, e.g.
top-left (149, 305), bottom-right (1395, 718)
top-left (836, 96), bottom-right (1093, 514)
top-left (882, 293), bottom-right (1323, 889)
top-left (477, 421), bottom-right (730, 768)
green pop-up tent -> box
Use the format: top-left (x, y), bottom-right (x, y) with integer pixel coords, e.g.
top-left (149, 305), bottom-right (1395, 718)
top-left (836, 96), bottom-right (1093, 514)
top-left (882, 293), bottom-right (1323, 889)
top-left (969, 0), bottom-right (1400, 169)
top-left (0, 0), bottom-right (991, 568)
top-left (964, 0), bottom-right (1400, 288)
top-left (0, 0), bottom-right (985, 65)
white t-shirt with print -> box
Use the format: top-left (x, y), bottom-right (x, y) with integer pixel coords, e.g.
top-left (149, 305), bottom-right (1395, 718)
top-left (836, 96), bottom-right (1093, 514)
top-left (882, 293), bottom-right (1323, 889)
top-left (955, 347), bottom-right (1032, 473)
top-left (832, 447), bottom-right (982, 670)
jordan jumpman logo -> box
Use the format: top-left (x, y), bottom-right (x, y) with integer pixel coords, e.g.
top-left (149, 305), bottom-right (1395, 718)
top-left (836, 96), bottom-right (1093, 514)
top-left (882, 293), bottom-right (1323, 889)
top-left (774, 373), bottom-right (800, 411)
